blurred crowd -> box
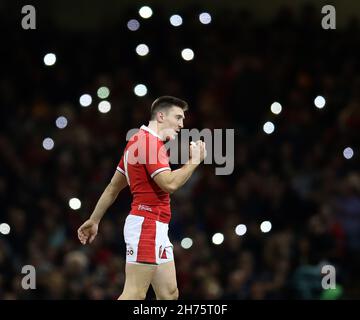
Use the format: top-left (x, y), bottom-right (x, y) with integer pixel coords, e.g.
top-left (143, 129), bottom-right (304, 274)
top-left (0, 3), bottom-right (360, 299)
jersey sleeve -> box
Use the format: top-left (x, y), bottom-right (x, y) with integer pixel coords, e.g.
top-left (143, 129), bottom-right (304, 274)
top-left (116, 154), bottom-right (126, 176)
top-left (145, 142), bottom-right (171, 178)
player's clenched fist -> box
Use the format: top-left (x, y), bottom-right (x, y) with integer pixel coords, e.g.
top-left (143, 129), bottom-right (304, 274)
top-left (189, 140), bottom-right (207, 164)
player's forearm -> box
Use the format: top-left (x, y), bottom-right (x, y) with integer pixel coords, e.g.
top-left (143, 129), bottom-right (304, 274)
top-left (168, 161), bottom-right (199, 193)
top-left (89, 184), bottom-right (120, 224)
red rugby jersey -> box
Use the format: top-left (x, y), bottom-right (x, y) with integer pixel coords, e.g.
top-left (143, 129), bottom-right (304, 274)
top-left (117, 125), bottom-right (172, 223)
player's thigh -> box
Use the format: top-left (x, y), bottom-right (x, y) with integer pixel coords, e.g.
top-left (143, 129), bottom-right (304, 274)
top-left (123, 262), bottom-right (157, 293)
top-left (151, 260), bottom-right (177, 296)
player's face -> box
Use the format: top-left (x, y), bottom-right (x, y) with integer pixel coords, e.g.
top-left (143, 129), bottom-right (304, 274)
top-left (161, 106), bottom-right (185, 141)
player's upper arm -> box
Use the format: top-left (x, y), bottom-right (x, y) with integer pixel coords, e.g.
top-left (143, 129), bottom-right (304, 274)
top-left (108, 170), bottom-right (128, 194)
top-left (153, 170), bottom-right (175, 194)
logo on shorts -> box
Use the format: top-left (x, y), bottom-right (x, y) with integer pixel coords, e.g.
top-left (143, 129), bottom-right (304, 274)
top-left (159, 245), bottom-right (170, 259)
top-left (127, 248), bottom-right (134, 256)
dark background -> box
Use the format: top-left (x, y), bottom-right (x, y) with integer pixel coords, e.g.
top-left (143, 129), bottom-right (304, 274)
top-left (0, 0), bottom-right (359, 299)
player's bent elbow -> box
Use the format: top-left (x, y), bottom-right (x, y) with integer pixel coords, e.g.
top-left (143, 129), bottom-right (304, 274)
top-left (166, 184), bottom-right (177, 194)
top-left (153, 171), bottom-right (176, 194)
top-left (158, 183), bottom-right (176, 194)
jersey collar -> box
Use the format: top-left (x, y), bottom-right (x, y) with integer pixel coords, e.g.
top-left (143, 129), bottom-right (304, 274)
top-left (140, 125), bottom-right (163, 140)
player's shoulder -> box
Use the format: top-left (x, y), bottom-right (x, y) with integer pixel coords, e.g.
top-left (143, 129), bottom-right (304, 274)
top-left (124, 129), bottom-right (143, 146)
top-left (123, 129), bottom-right (157, 154)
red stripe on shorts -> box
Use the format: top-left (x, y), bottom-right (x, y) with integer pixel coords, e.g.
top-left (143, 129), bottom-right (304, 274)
top-left (137, 218), bottom-right (156, 264)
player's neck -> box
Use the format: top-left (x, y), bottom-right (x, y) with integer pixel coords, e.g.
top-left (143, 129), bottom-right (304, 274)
top-left (146, 121), bottom-right (164, 140)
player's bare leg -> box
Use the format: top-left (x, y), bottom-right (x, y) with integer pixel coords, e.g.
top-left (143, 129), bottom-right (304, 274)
top-left (151, 261), bottom-right (178, 300)
top-left (118, 263), bottom-right (157, 300)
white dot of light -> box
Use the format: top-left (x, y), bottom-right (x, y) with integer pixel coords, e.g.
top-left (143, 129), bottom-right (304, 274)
top-left (270, 102), bottom-right (282, 115)
top-left (0, 223), bottom-right (10, 235)
top-left (134, 84), bottom-right (148, 97)
top-left (260, 221), bottom-right (272, 233)
top-left (43, 53), bottom-right (56, 66)
top-left (79, 94), bottom-right (92, 107)
top-left (181, 237), bottom-right (193, 249)
top-left (199, 12), bottom-right (212, 24)
top-left (181, 48), bottom-right (194, 61)
top-left (98, 101), bottom-right (111, 113)
top-left (42, 138), bottom-right (54, 150)
top-left (139, 6), bottom-right (153, 19)
top-left (97, 86), bottom-right (110, 99)
top-left (235, 224), bottom-right (247, 236)
top-left (69, 198), bottom-right (81, 210)
top-left (263, 121), bottom-right (275, 134)
top-left (55, 116), bottom-right (68, 129)
top-left (314, 95), bottom-right (326, 109)
top-left (343, 147), bottom-right (354, 160)
top-left (127, 19), bottom-right (140, 31)
top-left (212, 233), bottom-right (224, 245)
top-left (136, 44), bottom-right (149, 56)
top-left (170, 14), bottom-right (183, 27)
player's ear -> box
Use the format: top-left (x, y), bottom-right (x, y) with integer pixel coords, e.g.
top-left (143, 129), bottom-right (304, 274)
top-left (156, 111), bottom-right (165, 123)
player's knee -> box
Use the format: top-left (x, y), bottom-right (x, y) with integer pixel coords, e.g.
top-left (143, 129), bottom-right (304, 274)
top-left (133, 291), bottom-right (147, 300)
top-left (138, 292), bottom-right (147, 300)
top-left (157, 287), bottom-right (178, 300)
top-left (172, 287), bottom-right (179, 300)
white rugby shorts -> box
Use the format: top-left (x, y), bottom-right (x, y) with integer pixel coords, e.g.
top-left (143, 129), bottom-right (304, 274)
top-left (123, 214), bottom-right (174, 265)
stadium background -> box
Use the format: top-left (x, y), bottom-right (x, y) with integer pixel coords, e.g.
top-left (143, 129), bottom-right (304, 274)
top-left (0, 0), bottom-right (359, 299)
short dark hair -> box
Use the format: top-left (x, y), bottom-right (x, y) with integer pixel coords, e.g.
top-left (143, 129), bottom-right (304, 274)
top-left (150, 96), bottom-right (188, 120)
